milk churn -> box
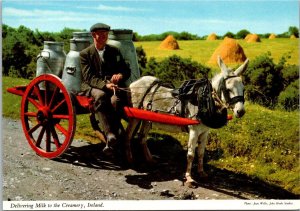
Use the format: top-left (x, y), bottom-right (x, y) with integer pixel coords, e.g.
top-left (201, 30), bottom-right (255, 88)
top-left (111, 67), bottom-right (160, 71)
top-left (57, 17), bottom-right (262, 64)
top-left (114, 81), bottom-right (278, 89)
top-left (62, 32), bottom-right (92, 93)
top-left (36, 41), bottom-right (66, 90)
top-left (72, 32), bottom-right (93, 43)
top-left (36, 41), bottom-right (66, 77)
top-left (107, 29), bottom-right (140, 86)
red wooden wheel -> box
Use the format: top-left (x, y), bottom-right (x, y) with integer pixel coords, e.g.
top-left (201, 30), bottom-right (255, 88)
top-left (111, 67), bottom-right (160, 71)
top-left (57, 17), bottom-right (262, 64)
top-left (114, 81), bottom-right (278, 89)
top-left (21, 74), bottom-right (76, 158)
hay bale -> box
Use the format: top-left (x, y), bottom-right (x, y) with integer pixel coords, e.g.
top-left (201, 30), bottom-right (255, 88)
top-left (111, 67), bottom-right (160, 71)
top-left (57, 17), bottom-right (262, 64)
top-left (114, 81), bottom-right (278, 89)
top-left (209, 37), bottom-right (247, 64)
top-left (246, 34), bottom-right (261, 42)
top-left (269, 33), bottom-right (276, 39)
top-left (207, 33), bottom-right (217, 41)
top-left (290, 34), bottom-right (297, 39)
top-left (244, 34), bottom-right (252, 41)
top-left (159, 35), bottom-right (180, 50)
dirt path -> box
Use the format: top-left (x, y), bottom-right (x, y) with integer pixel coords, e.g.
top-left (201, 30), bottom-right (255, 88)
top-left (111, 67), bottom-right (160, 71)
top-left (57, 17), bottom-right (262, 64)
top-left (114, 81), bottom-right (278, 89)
top-left (2, 117), bottom-right (297, 202)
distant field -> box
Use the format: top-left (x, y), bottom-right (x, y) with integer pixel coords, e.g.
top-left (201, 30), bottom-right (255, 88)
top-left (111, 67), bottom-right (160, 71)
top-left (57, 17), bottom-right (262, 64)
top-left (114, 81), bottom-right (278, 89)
top-left (134, 38), bottom-right (299, 68)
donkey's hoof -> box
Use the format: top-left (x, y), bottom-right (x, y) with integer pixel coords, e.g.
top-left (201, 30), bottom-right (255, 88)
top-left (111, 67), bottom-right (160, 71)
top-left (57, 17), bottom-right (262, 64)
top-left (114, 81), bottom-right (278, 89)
top-left (147, 158), bottom-right (158, 166)
top-left (103, 146), bottom-right (114, 157)
top-left (184, 180), bottom-right (199, 189)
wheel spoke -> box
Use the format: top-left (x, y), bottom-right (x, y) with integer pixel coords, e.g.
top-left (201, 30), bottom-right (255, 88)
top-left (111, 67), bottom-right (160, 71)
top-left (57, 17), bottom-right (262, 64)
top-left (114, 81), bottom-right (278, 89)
top-left (28, 122), bottom-right (42, 135)
top-left (36, 126), bottom-right (46, 148)
top-left (52, 114), bottom-right (70, 120)
top-left (48, 86), bottom-right (59, 109)
top-left (46, 127), bottom-right (51, 152)
top-left (55, 123), bottom-right (68, 136)
top-left (44, 81), bottom-right (49, 106)
top-left (51, 98), bottom-right (66, 113)
top-left (50, 124), bottom-right (61, 149)
top-left (33, 85), bottom-right (44, 106)
top-left (28, 97), bottom-right (42, 109)
top-left (24, 112), bottom-right (37, 117)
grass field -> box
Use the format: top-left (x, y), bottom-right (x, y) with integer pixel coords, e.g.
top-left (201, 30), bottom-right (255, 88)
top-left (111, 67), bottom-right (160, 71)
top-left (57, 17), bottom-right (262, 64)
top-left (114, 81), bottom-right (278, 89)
top-left (134, 38), bottom-right (299, 69)
top-left (2, 38), bottom-right (299, 196)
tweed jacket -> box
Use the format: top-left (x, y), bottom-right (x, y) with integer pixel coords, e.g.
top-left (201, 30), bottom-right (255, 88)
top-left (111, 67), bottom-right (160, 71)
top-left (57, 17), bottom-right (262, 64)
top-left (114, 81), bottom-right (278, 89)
top-left (79, 44), bottom-right (130, 96)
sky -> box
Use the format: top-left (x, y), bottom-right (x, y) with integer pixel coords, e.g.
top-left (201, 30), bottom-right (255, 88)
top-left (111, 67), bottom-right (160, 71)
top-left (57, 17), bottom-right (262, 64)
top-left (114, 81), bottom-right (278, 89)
top-left (2, 0), bottom-right (299, 36)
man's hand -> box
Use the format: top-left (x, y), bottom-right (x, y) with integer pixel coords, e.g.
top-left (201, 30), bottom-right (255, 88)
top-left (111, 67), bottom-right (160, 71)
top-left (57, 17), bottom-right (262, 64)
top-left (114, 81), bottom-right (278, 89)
top-left (105, 82), bottom-right (118, 91)
top-left (111, 73), bottom-right (123, 84)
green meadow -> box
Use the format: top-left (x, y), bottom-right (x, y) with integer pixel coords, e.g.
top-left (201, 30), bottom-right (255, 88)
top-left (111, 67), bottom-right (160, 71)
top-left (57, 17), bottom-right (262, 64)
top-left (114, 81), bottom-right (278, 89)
top-left (3, 37), bottom-right (299, 196)
top-left (134, 38), bottom-right (299, 68)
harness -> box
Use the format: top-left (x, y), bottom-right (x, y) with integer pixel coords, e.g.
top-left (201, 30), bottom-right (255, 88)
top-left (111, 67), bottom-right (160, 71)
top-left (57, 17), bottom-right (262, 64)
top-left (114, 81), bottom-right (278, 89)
top-left (217, 76), bottom-right (245, 106)
top-left (137, 76), bottom-right (244, 129)
top-left (137, 79), bottom-right (176, 111)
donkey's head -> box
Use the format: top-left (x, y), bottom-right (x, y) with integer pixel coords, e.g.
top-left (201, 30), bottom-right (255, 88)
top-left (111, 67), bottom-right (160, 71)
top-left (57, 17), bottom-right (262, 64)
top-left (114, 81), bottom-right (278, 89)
top-left (212, 56), bottom-right (249, 118)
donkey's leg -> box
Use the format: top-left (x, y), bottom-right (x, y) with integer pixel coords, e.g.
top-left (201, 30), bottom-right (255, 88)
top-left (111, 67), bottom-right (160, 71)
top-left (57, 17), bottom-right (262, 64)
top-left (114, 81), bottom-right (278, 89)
top-left (124, 118), bottom-right (140, 164)
top-left (197, 130), bottom-right (209, 178)
top-left (138, 121), bottom-right (154, 164)
top-left (185, 127), bottom-right (201, 188)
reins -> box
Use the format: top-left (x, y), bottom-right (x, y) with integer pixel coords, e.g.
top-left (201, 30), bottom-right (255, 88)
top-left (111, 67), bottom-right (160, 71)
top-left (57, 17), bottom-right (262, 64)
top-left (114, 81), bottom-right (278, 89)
top-left (117, 75), bottom-right (245, 112)
top-left (216, 76), bottom-right (245, 107)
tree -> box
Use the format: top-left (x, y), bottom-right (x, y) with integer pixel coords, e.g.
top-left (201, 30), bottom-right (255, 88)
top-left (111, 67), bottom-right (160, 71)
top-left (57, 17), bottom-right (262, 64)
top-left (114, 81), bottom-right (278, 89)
top-left (236, 29), bottom-right (250, 39)
top-left (288, 26), bottom-right (299, 38)
top-left (17, 25), bottom-right (39, 45)
top-left (223, 31), bottom-right (235, 38)
top-left (3, 35), bottom-right (31, 77)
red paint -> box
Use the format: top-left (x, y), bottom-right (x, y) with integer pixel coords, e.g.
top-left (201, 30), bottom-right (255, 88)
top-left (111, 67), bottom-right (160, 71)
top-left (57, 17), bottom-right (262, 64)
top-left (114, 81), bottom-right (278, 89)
top-left (20, 74), bottom-right (75, 159)
top-left (124, 106), bottom-right (200, 126)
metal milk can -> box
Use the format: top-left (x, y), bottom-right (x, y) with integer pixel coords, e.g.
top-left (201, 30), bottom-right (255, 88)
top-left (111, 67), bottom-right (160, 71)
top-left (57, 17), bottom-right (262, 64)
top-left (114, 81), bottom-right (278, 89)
top-left (107, 29), bottom-right (140, 87)
top-left (62, 32), bottom-right (92, 93)
top-left (36, 41), bottom-right (66, 77)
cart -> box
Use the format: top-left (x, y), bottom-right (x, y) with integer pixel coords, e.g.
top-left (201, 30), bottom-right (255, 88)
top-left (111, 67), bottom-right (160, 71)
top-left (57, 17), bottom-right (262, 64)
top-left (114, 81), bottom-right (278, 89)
top-left (7, 73), bottom-right (206, 159)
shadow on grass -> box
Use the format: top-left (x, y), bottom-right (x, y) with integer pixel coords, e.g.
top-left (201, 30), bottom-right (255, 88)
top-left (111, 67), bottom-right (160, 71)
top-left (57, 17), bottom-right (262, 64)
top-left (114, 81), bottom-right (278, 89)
top-left (54, 132), bottom-right (299, 200)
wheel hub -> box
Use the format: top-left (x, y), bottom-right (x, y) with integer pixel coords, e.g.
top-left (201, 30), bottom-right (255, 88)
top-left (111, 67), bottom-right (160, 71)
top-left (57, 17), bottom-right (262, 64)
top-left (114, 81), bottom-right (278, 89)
top-left (37, 107), bottom-right (51, 123)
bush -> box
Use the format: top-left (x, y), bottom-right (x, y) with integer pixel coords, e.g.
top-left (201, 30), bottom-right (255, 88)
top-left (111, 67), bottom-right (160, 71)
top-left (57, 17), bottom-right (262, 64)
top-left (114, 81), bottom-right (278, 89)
top-left (277, 79), bottom-right (299, 111)
top-left (243, 53), bottom-right (284, 108)
top-left (282, 64), bottom-right (299, 87)
top-left (135, 46), bottom-right (147, 75)
top-left (243, 52), bottom-right (299, 110)
top-left (142, 55), bottom-right (211, 86)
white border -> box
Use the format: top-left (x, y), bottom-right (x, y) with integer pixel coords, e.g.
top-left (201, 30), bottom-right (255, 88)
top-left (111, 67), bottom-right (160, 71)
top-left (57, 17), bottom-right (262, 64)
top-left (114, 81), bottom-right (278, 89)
top-left (3, 200), bottom-right (300, 210)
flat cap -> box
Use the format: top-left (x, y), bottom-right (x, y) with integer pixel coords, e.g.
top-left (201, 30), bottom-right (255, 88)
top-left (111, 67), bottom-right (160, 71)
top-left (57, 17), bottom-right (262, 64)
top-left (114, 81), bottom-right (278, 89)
top-left (90, 23), bottom-right (111, 32)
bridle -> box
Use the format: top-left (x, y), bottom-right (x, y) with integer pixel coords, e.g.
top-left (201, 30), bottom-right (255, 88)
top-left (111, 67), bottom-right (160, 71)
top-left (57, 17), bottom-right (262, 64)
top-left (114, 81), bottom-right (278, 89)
top-left (216, 76), bottom-right (245, 107)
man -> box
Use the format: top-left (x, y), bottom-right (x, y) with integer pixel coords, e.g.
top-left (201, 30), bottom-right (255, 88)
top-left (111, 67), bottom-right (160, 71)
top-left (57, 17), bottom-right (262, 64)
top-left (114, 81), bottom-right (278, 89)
top-left (80, 23), bottom-right (130, 154)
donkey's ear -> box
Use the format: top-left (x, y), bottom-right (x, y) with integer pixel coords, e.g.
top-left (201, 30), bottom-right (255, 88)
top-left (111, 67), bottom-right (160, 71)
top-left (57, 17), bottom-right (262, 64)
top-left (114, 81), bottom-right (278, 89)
top-left (217, 55), bottom-right (229, 76)
top-left (234, 58), bottom-right (249, 76)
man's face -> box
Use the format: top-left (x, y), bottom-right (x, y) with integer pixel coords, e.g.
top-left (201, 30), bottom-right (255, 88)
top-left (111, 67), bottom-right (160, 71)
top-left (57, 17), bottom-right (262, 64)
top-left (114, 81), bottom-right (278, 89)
top-left (92, 30), bottom-right (109, 45)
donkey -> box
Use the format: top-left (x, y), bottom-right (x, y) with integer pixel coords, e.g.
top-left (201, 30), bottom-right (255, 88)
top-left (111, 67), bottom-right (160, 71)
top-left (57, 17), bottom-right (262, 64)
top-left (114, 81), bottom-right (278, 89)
top-left (124, 56), bottom-right (249, 187)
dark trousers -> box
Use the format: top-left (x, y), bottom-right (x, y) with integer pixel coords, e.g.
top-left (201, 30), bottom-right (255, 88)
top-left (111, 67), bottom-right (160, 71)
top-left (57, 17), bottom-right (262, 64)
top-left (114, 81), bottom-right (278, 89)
top-left (90, 88), bottom-right (127, 136)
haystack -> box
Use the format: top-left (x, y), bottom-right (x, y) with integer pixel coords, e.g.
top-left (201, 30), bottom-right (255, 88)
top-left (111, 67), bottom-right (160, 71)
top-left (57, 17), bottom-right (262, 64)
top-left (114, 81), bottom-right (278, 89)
top-left (159, 35), bottom-right (180, 50)
top-left (244, 34), bottom-right (252, 41)
top-left (207, 33), bottom-right (217, 41)
top-left (209, 37), bottom-right (247, 64)
top-left (269, 33), bottom-right (276, 39)
top-left (290, 35), bottom-right (297, 39)
top-left (246, 34), bottom-right (261, 42)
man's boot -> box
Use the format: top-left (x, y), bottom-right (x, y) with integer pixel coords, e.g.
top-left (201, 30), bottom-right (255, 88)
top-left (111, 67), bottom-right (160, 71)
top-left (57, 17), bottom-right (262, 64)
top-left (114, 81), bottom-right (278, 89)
top-left (95, 111), bottom-right (118, 156)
